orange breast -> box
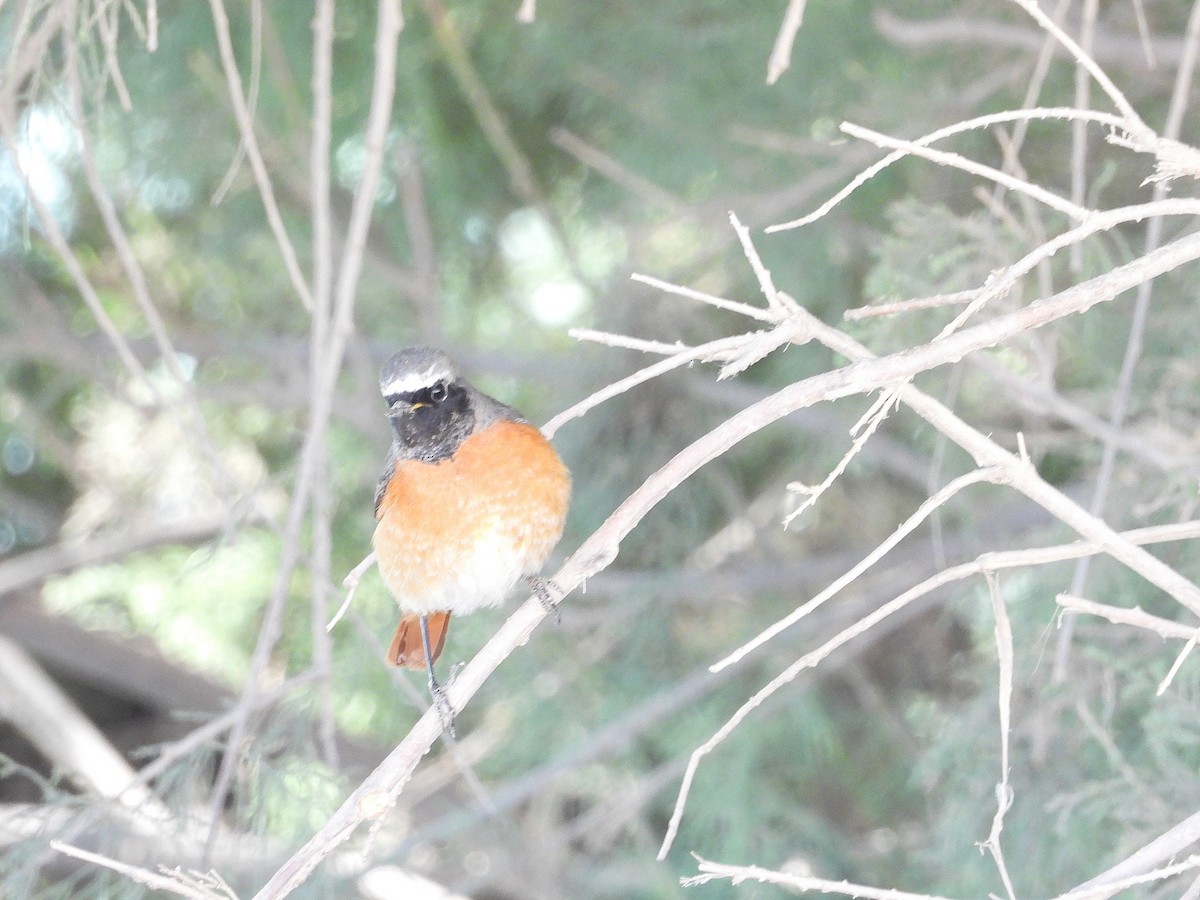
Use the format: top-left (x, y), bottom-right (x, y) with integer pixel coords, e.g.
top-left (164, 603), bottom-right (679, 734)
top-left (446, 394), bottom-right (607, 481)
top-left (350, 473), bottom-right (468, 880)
top-left (372, 420), bottom-right (570, 615)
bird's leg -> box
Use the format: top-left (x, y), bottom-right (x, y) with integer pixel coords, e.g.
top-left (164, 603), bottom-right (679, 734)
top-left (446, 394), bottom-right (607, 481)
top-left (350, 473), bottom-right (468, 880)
top-left (420, 614), bottom-right (456, 738)
top-left (526, 575), bottom-right (563, 625)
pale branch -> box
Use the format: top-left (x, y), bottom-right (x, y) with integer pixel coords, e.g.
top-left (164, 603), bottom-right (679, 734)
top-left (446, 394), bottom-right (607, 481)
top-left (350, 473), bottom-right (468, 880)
top-left (766, 106), bottom-right (1128, 233)
top-left (630, 272), bottom-right (778, 322)
top-left (550, 128), bottom-right (693, 216)
top-left (729, 211), bottom-right (800, 316)
top-left (938, 198), bottom-right (1200, 336)
top-left (307, 0), bottom-right (340, 774)
top-left (996, 0), bottom-right (1073, 194)
top-left (1008, 0), bottom-right (1152, 134)
top-left (543, 331), bottom-right (759, 439)
top-left (841, 120), bottom-right (1090, 222)
top-left (1062, 846), bottom-right (1200, 899)
top-left (1068, 0), bottom-right (1098, 274)
top-left (327, 551), bottom-right (377, 632)
top-left (980, 571), bottom-right (1017, 900)
top-left (782, 387), bottom-right (901, 527)
top-left (1157, 636), bottom-right (1197, 695)
top-left (0, 518), bottom-right (232, 596)
top-left (682, 856), bottom-right (954, 899)
top-left (0, 106), bottom-right (150, 387)
top-left (210, 0), bottom-right (263, 206)
top-left (516, 0), bottom-right (536, 23)
top-left (1056, 593), bottom-right (1200, 642)
top-left (843, 290), bottom-right (975, 320)
top-left (874, 9), bottom-right (1186, 70)
top-left (766, 0), bottom-right (808, 85)
top-left (0, 635), bottom-right (169, 819)
top-left (50, 842), bottom-right (235, 900)
top-left (206, 0), bottom-right (314, 312)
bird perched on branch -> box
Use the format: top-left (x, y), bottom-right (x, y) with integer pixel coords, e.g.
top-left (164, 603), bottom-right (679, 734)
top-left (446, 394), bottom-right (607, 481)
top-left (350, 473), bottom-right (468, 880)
top-left (372, 347), bottom-right (571, 733)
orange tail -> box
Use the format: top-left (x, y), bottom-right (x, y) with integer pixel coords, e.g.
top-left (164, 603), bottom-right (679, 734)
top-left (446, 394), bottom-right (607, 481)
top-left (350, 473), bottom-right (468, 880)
top-left (387, 611), bottom-right (451, 669)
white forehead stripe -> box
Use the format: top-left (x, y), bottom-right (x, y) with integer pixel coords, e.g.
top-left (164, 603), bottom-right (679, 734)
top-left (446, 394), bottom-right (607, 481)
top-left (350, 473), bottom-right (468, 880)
top-left (382, 362), bottom-right (454, 396)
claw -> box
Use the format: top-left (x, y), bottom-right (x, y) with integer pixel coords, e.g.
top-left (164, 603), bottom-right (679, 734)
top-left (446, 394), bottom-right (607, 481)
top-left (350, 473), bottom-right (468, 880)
top-left (420, 614), bottom-right (456, 738)
top-left (526, 575), bottom-right (563, 625)
top-left (427, 671), bottom-right (457, 739)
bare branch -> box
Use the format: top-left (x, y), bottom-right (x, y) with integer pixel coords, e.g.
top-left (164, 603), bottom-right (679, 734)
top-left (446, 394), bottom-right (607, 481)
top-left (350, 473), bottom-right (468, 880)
top-left (0, 518), bottom-right (232, 596)
top-left (516, 0), bottom-right (536, 23)
top-left (1008, 0), bottom-right (1152, 134)
top-left (1056, 593), bottom-right (1200, 642)
top-left (0, 635), bottom-right (167, 816)
top-left (207, 0), bottom-right (315, 312)
top-left (682, 856), bottom-right (954, 899)
top-left (841, 120), bottom-right (1089, 221)
top-left (50, 843), bottom-right (236, 900)
top-left (979, 571), bottom-right (1016, 900)
top-left (767, 107), bottom-right (1126, 232)
top-left (766, 0), bottom-right (808, 85)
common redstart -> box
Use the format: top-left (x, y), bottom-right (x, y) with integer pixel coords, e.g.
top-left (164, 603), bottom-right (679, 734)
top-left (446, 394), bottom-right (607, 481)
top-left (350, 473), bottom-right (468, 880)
top-left (372, 347), bottom-right (570, 730)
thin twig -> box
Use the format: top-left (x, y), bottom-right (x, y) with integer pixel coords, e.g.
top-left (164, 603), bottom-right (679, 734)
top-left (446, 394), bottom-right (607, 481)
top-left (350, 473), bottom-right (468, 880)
top-left (210, 0), bottom-right (264, 205)
top-left (1061, 848), bottom-right (1200, 898)
top-left (206, 0), bottom-right (315, 312)
top-left (767, 106), bottom-right (1126, 232)
top-left (1157, 637), bottom-right (1197, 695)
top-left (551, 128), bottom-right (692, 216)
top-left (1056, 593), bottom-right (1200, 642)
top-left (842, 121), bottom-right (1090, 222)
top-left (843, 290), bottom-right (976, 321)
top-left (1068, 0), bottom-right (1098, 273)
top-left (727, 466), bottom-right (995, 670)
top-left (308, 0), bottom-right (340, 778)
top-left (994, 0), bottom-right (1072, 198)
top-left (782, 387), bottom-right (902, 527)
top-left (979, 571), bottom-right (1016, 900)
top-left (937, 198), bottom-right (1200, 337)
top-left (543, 332), bottom-right (757, 439)
top-left (327, 552), bottom-right (377, 632)
top-left (1007, 0), bottom-right (1152, 135)
top-left (0, 107), bottom-right (150, 387)
top-left (766, 0), bottom-right (809, 85)
top-left (682, 855), bottom-right (954, 898)
top-left (730, 211), bottom-right (800, 315)
top-left (630, 272), bottom-right (778, 323)
top-left (50, 843), bottom-right (235, 900)
top-left (515, 0), bottom-right (536, 23)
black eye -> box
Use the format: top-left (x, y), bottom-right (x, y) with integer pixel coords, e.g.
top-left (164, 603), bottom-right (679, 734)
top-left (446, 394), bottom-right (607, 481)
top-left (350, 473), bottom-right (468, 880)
top-left (429, 381), bottom-right (448, 403)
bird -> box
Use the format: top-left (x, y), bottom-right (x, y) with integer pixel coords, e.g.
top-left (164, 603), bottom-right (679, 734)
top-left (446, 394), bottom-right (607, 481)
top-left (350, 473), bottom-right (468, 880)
top-left (371, 346), bottom-right (571, 732)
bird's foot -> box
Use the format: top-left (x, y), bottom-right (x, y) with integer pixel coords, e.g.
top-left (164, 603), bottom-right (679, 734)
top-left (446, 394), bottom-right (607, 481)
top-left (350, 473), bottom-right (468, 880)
top-left (526, 575), bottom-right (564, 625)
top-left (427, 672), bottom-right (457, 740)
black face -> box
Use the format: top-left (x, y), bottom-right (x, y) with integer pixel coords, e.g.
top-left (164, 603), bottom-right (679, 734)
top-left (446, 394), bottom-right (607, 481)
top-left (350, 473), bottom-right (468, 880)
top-left (386, 379), bottom-right (475, 462)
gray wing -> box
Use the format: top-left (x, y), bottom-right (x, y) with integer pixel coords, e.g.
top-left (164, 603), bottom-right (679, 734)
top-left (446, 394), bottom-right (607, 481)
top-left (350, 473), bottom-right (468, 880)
top-left (373, 444), bottom-right (400, 518)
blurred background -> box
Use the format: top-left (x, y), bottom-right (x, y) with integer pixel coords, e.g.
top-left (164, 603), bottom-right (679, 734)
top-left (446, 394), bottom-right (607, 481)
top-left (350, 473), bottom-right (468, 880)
top-left (2, 0), bottom-right (1200, 897)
